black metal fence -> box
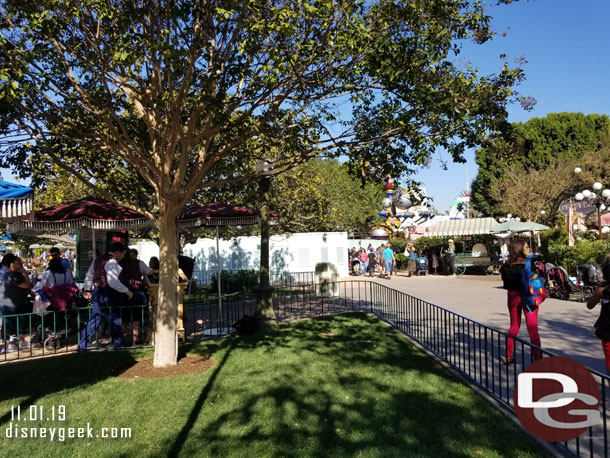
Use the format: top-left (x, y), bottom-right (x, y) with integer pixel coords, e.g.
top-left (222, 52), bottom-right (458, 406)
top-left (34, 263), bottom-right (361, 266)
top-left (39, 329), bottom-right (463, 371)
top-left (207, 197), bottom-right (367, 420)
top-left (1, 278), bottom-right (609, 457)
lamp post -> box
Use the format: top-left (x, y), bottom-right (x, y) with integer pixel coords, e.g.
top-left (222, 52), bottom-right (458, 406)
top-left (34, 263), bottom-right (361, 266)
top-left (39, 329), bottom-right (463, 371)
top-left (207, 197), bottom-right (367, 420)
top-left (574, 180), bottom-right (610, 241)
top-left (255, 159), bottom-right (278, 332)
top-left (498, 214), bottom-right (521, 223)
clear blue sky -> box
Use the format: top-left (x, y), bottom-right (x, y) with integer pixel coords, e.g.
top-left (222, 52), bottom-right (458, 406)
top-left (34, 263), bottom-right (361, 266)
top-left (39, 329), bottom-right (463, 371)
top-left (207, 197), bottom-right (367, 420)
top-left (414, 0), bottom-right (610, 213)
top-left (3, 0), bottom-right (610, 214)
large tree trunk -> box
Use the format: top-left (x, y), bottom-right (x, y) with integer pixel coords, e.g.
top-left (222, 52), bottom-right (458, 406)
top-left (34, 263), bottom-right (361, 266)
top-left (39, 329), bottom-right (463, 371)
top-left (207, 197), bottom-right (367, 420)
top-left (153, 209), bottom-right (180, 367)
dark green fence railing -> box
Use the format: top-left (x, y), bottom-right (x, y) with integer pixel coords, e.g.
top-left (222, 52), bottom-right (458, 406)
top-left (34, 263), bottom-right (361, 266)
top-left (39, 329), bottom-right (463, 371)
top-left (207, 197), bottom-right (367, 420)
top-left (1, 278), bottom-right (607, 457)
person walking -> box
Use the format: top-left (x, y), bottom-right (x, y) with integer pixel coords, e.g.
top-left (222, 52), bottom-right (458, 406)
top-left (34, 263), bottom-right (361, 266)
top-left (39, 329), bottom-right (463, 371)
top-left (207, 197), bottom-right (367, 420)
top-left (376, 244), bottom-right (386, 276)
top-left (367, 248), bottom-right (377, 277)
top-left (500, 239), bottom-right (542, 365)
top-left (358, 248), bottom-right (368, 276)
top-left (586, 263), bottom-right (610, 374)
top-left (382, 243), bottom-right (395, 279)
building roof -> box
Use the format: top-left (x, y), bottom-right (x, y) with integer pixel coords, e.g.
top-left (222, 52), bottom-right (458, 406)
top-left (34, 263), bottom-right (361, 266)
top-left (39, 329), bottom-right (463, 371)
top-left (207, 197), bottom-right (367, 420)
top-left (420, 217), bottom-right (499, 237)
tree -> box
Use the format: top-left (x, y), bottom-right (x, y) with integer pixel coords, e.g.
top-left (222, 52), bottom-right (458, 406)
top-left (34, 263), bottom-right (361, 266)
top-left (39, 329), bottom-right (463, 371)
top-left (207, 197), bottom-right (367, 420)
top-left (271, 159), bottom-right (384, 233)
top-left (487, 148), bottom-right (610, 224)
top-left (472, 112), bottom-right (610, 216)
top-left (1, 0), bottom-right (528, 366)
top-left (33, 164), bottom-right (91, 210)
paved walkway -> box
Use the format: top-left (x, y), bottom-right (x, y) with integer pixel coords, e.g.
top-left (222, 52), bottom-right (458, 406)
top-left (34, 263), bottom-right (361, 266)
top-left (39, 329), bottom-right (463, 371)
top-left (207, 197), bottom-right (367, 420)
top-left (348, 272), bottom-right (606, 374)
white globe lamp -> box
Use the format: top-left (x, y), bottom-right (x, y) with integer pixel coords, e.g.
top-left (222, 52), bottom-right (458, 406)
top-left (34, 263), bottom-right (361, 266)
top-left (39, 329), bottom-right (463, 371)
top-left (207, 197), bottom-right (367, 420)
top-left (575, 193), bottom-right (584, 201)
top-left (594, 182), bottom-right (603, 191)
top-left (582, 190), bottom-right (591, 198)
top-left (602, 189), bottom-right (610, 199)
top-left (574, 167), bottom-right (582, 174)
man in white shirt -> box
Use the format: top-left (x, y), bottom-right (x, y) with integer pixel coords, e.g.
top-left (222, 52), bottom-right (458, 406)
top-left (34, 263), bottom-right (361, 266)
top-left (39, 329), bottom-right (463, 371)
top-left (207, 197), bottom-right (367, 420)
top-left (79, 242), bottom-right (133, 350)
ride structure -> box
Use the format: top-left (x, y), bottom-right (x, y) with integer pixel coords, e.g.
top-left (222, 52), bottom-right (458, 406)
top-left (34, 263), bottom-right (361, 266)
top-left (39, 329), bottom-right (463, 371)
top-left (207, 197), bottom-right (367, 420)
top-left (362, 161), bottom-right (434, 238)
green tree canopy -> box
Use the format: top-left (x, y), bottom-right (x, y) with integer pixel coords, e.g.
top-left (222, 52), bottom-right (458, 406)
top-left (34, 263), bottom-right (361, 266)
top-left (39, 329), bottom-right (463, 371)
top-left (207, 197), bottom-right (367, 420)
top-left (1, 0), bottom-right (528, 366)
top-left (189, 159), bottom-right (384, 240)
top-left (471, 112), bottom-right (610, 216)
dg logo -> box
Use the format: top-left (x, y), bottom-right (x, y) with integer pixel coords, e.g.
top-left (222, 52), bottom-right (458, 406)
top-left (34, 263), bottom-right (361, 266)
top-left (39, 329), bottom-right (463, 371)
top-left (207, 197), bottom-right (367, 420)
top-left (514, 356), bottom-right (600, 442)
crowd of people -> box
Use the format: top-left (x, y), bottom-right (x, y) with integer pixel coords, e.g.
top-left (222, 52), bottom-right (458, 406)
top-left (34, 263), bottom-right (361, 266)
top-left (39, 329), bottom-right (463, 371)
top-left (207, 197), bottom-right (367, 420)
top-left (349, 243), bottom-right (397, 279)
top-left (0, 243), bottom-right (167, 353)
top-left (349, 240), bottom-right (456, 278)
top-left (5, 236), bottom-right (610, 372)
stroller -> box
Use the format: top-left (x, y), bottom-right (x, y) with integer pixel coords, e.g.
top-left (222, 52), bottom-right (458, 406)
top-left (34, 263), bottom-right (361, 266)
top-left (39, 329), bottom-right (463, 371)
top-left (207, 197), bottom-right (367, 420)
top-left (37, 284), bottom-right (81, 352)
top-left (416, 256), bottom-right (428, 276)
top-left (351, 258), bottom-right (362, 276)
top-left (545, 262), bottom-right (582, 301)
top-left (577, 264), bottom-right (604, 301)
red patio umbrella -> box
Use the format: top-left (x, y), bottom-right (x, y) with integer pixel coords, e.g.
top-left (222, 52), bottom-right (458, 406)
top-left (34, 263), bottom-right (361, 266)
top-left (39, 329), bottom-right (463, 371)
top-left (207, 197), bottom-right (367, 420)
top-left (9, 197), bottom-right (154, 233)
top-left (177, 202), bottom-right (278, 323)
top-left (178, 202), bottom-right (261, 229)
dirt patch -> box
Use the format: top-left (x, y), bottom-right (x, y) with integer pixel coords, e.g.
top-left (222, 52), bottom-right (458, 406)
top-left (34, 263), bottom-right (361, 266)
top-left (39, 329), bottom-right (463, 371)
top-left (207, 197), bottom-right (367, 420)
top-left (320, 331), bottom-right (339, 336)
top-left (111, 355), bottom-right (215, 379)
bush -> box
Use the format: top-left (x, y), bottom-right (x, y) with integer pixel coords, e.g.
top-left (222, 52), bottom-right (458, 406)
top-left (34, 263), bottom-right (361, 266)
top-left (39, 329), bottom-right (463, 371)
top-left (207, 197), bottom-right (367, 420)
top-left (413, 237), bottom-right (464, 254)
top-left (210, 269), bottom-right (259, 294)
top-left (547, 240), bottom-right (610, 274)
top-left (540, 227), bottom-right (568, 261)
top-left (394, 253), bottom-right (408, 269)
top-left (575, 230), bottom-right (598, 242)
top-left (389, 238), bottom-right (407, 255)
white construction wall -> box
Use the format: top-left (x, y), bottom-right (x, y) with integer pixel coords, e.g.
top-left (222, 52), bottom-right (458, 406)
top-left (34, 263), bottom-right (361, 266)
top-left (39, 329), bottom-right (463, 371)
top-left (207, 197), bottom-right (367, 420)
top-left (131, 231), bottom-right (349, 280)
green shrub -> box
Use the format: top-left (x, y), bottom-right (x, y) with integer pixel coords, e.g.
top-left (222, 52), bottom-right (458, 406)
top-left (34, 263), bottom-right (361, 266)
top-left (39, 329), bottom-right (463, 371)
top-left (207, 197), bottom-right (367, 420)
top-left (539, 227), bottom-right (568, 261)
top-left (547, 240), bottom-right (610, 274)
top-left (389, 237), bottom-right (406, 255)
top-left (210, 269), bottom-right (259, 294)
top-left (575, 230), bottom-right (598, 242)
top-left (394, 252), bottom-right (408, 269)
top-left (414, 237), bottom-right (464, 254)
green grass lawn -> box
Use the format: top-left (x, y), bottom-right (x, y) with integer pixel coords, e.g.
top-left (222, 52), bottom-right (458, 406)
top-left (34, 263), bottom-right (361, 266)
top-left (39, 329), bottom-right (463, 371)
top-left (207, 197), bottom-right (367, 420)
top-left (0, 313), bottom-right (546, 458)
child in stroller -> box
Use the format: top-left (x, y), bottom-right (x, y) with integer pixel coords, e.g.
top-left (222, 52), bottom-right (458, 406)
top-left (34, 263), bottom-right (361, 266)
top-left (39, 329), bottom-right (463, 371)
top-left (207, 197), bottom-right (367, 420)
top-left (577, 264), bottom-right (604, 302)
top-left (416, 256), bottom-right (428, 275)
top-left (545, 262), bottom-right (583, 301)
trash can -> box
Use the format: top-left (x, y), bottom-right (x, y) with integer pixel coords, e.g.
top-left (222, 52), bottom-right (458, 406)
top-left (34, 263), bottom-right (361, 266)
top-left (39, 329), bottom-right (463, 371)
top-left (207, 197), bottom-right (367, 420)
top-left (315, 262), bottom-right (339, 297)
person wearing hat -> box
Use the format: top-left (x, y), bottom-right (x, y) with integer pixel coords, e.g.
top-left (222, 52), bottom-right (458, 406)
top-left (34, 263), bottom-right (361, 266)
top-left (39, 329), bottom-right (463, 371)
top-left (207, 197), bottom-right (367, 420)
top-left (442, 239), bottom-right (456, 276)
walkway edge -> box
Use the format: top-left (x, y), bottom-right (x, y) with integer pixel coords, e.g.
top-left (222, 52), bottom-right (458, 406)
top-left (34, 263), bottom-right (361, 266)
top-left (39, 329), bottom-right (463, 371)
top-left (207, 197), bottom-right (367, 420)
top-left (373, 313), bottom-right (573, 458)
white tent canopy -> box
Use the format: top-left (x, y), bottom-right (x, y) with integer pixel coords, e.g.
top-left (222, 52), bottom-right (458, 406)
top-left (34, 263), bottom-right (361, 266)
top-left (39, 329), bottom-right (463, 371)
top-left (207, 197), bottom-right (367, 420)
top-left (421, 217), bottom-right (500, 237)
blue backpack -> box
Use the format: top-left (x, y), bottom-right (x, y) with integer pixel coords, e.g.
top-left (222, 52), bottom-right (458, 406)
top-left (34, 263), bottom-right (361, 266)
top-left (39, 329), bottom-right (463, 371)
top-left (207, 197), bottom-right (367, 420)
top-left (521, 256), bottom-right (547, 313)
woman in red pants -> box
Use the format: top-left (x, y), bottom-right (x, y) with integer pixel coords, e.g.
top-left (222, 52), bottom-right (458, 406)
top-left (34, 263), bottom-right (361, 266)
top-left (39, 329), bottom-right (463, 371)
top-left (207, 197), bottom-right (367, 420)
top-left (500, 239), bottom-right (542, 364)
top-left (586, 263), bottom-right (610, 374)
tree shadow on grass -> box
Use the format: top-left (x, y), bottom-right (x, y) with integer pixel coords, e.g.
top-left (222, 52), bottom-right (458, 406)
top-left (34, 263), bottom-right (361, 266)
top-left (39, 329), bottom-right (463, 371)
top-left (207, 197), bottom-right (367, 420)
top-left (0, 350), bottom-right (138, 425)
top-left (168, 340), bottom-right (236, 458)
top-left (169, 314), bottom-right (547, 458)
